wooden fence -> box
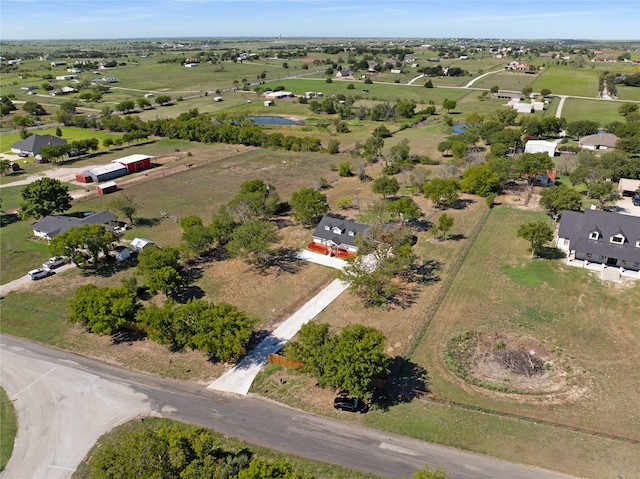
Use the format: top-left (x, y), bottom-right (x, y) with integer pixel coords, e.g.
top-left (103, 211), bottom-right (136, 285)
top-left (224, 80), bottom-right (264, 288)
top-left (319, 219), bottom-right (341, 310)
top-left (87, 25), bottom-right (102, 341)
top-left (268, 353), bottom-right (302, 369)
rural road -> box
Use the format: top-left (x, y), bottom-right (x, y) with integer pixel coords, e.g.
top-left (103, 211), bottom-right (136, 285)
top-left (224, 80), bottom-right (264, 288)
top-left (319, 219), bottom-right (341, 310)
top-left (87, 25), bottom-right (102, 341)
top-left (0, 335), bottom-right (578, 479)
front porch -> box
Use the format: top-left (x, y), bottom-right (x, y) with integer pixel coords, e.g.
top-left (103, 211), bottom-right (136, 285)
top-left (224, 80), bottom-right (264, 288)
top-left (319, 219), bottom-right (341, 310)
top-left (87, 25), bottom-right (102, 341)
top-left (307, 242), bottom-right (356, 259)
top-left (565, 252), bottom-right (640, 282)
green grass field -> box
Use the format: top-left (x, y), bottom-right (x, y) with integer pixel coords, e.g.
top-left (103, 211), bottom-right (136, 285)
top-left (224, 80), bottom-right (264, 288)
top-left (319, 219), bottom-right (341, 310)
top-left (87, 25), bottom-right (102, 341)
top-left (559, 97), bottom-right (624, 124)
top-left (0, 387), bottom-right (17, 472)
top-left (532, 67), bottom-right (600, 97)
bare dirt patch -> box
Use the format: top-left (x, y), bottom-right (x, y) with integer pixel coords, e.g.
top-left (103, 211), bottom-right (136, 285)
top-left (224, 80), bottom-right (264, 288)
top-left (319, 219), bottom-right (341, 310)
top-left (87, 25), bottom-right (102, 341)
top-left (446, 331), bottom-right (587, 399)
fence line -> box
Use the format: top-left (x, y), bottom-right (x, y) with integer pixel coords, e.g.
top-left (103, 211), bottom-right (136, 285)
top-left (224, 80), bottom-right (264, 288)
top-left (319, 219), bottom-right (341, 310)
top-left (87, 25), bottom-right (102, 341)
top-left (268, 353), bottom-right (302, 369)
top-left (413, 389), bottom-right (639, 445)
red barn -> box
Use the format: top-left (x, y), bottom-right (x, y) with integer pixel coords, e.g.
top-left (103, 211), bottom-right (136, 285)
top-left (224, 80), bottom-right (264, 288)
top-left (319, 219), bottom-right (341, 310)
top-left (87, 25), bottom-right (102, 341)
top-left (112, 154), bottom-right (152, 174)
top-left (75, 173), bottom-right (93, 183)
top-left (97, 181), bottom-right (117, 195)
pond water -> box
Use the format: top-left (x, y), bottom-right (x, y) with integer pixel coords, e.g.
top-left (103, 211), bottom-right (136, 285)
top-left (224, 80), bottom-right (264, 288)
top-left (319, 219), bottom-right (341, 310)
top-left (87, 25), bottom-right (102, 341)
top-left (247, 116), bottom-right (296, 125)
top-left (453, 123), bottom-right (470, 134)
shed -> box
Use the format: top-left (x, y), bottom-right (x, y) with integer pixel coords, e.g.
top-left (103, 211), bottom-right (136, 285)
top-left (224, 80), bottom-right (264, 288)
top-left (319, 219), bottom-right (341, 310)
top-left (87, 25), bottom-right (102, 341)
top-left (113, 154), bottom-right (152, 173)
top-left (86, 163), bottom-right (128, 182)
top-left (97, 181), bottom-right (117, 195)
top-left (524, 140), bottom-right (557, 157)
top-left (75, 173), bottom-right (93, 183)
top-left (113, 246), bottom-right (131, 262)
top-left (213, 97), bottom-right (223, 102)
top-left (130, 237), bottom-right (155, 253)
top-left (264, 100), bottom-right (273, 107)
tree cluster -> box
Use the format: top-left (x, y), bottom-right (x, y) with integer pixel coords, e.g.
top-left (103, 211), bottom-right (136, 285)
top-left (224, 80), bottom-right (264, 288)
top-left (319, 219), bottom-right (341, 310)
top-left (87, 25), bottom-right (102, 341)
top-left (19, 177), bottom-right (72, 219)
top-left (339, 224), bottom-right (417, 307)
top-left (88, 422), bottom-right (314, 479)
top-left (50, 224), bottom-right (116, 267)
top-left (39, 137), bottom-right (100, 163)
top-left (285, 322), bottom-right (389, 399)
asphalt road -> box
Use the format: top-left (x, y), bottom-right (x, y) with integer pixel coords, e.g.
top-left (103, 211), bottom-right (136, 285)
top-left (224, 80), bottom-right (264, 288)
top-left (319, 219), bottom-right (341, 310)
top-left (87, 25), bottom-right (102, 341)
top-left (0, 335), bottom-right (578, 479)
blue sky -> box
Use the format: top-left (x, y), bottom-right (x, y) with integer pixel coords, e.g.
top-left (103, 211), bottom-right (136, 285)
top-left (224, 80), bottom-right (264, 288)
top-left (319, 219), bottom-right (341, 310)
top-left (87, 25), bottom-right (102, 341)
top-left (1, 0), bottom-right (638, 41)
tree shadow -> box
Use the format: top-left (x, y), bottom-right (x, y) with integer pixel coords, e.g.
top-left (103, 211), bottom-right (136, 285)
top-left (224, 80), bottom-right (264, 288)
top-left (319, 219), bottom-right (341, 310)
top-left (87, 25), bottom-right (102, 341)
top-left (375, 356), bottom-right (429, 411)
top-left (446, 233), bottom-right (467, 242)
top-left (451, 198), bottom-right (476, 210)
top-left (403, 259), bottom-right (442, 285)
top-left (538, 246), bottom-right (566, 260)
top-left (260, 247), bottom-right (304, 274)
top-left (135, 217), bottom-right (162, 227)
top-left (0, 213), bottom-right (20, 227)
top-left (83, 257), bottom-right (137, 278)
top-left (411, 218), bottom-right (433, 233)
top-left (111, 328), bottom-right (147, 345)
top-left (174, 285), bottom-right (205, 303)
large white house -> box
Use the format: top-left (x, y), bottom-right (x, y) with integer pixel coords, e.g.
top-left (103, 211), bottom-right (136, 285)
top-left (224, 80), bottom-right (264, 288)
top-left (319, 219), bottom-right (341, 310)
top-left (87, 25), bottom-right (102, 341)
top-left (557, 208), bottom-right (640, 280)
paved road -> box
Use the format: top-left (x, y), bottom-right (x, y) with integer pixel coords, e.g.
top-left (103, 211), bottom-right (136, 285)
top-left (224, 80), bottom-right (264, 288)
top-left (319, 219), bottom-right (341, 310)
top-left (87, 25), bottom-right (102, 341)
top-left (0, 335), bottom-right (578, 479)
top-left (0, 263), bottom-right (74, 297)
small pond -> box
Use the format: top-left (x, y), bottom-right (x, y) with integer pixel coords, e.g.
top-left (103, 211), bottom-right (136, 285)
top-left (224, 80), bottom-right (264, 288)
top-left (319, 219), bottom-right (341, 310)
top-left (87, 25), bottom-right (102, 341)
top-left (247, 116), bottom-right (296, 125)
top-left (453, 123), bottom-right (470, 135)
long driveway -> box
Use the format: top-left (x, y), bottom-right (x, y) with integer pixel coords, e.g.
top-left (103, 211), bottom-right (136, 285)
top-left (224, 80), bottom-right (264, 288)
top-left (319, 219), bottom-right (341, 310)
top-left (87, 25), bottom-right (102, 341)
top-left (0, 334), bottom-right (579, 479)
top-left (208, 250), bottom-right (347, 394)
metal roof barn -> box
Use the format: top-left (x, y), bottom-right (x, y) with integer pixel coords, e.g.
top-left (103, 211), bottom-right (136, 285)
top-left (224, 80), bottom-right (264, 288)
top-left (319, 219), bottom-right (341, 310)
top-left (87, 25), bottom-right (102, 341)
top-left (85, 163), bottom-right (128, 182)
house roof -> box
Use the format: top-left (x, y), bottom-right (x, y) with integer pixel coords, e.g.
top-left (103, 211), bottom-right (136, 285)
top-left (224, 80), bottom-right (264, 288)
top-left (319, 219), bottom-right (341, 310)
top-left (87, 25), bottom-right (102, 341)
top-left (11, 134), bottom-right (67, 154)
top-left (558, 209), bottom-right (640, 263)
top-left (86, 163), bottom-right (128, 177)
top-left (312, 216), bottom-right (370, 248)
top-left (579, 133), bottom-right (619, 148)
top-left (32, 211), bottom-right (117, 238)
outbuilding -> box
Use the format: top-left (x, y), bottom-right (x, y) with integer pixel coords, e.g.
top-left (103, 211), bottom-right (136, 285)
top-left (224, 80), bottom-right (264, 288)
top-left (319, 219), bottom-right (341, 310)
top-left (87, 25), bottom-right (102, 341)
top-left (75, 173), bottom-right (93, 183)
top-left (130, 237), bottom-right (155, 253)
top-left (96, 181), bottom-right (118, 195)
top-left (113, 246), bottom-right (131, 262)
top-left (579, 133), bottom-right (620, 151)
top-left (112, 154), bottom-right (153, 174)
top-left (85, 163), bottom-right (128, 182)
top-left (524, 140), bottom-right (557, 157)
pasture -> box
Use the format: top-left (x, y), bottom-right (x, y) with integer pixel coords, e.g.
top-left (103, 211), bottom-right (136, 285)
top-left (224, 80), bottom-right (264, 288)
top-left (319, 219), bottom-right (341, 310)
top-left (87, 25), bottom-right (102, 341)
top-left (559, 97), bottom-right (624, 124)
top-left (532, 67), bottom-right (600, 97)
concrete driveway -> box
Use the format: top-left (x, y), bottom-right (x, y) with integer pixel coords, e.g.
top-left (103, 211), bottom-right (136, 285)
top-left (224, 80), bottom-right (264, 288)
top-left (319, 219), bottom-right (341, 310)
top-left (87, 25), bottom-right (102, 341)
top-left (208, 250), bottom-right (348, 395)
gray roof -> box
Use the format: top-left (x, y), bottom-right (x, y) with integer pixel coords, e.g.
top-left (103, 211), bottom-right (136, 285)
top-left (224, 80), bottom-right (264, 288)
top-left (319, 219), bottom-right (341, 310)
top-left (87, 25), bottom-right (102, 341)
top-left (579, 133), bottom-right (619, 148)
top-left (558, 209), bottom-right (640, 263)
top-left (312, 216), bottom-right (370, 248)
top-left (32, 211), bottom-right (117, 238)
top-left (11, 134), bottom-right (67, 154)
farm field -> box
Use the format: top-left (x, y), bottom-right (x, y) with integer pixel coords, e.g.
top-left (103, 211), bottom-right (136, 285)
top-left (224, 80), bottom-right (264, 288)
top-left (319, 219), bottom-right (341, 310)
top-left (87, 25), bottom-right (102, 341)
top-left (254, 206), bottom-right (640, 479)
top-left (2, 38), bottom-right (640, 479)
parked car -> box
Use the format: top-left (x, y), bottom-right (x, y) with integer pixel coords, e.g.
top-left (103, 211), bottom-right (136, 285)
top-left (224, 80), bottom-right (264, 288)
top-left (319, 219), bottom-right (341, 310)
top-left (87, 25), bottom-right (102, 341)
top-left (633, 195), bottom-right (640, 207)
top-left (28, 268), bottom-right (52, 280)
top-left (333, 396), bottom-right (369, 414)
top-left (42, 256), bottom-right (65, 270)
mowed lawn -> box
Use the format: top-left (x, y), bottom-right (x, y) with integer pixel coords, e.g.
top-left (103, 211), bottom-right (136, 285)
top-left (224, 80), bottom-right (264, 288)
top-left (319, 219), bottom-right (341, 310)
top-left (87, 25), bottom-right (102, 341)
top-left (559, 98), bottom-right (624, 124)
top-left (411, 206), bottom-right (640, 438)
top-left (532, 67), bottom-right (599, 97)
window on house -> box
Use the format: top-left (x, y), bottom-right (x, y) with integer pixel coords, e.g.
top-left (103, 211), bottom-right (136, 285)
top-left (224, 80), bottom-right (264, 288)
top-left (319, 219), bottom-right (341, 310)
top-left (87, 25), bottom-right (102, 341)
top-left (348, 231), bottom-right (355, 236)
top-left (636, 241), bottom-right (640, 248)
top-left (610, 234), bottom-right (624, 244)
top-left (324, 225), bottom-right (330, 231)
top-left (587, 253), bottom-right (592, 258)
top-left (332, 227), bottom-right (343, 234)
top-left (563, 238), bottom-right (569, 246)
top-left (589, 231), bottom-right (599, 240)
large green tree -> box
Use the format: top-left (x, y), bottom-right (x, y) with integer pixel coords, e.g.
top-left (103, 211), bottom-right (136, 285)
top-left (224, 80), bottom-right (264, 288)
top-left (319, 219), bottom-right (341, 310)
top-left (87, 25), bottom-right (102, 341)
top-left (461, 165), bottom-right (500, 197)
top-left (286, 322), bottom-right (389, 399)
top-left (516, 153), bottom-right (554, 185)
top-left (49, 224), bottom-right (115, 267)
top-left (517, 221), bottom-right (554, 258)
top-left (386, 197), bottom-right (422, 223)
top-left (226, 219), bottom-right (280, 266)
top-left (587, 181), bottom-right (620, 208)
top-left (108, 193), bottom-right (139, 224)
top-left (539, 185), bottom-right (583, 218)
top-left (290, 187), bottom-right (329, 226)
top-left (19, 177), bottom-right (72, 219)
top-left (68, 284), bottom-right (138, 335)
top-left (228, 179), bottom-right (280, 223)
top-left (339, 225), bottom-right (416, 307)
top-left (423, 178), bottom-right (460, 208)
top-left (138, 246), bottom-right (182, 295)
top-left (372, 175), bottom-right (400, 198)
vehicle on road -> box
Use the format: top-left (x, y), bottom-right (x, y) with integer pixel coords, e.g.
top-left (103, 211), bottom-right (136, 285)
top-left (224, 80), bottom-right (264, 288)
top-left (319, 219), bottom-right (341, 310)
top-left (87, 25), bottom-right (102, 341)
top-left (28, 268), bottom-right (53, 280)
top-left (42, 256), bottom-right (65, 269)
top-left (333, 396), bottom-right (369, 414)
